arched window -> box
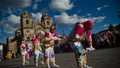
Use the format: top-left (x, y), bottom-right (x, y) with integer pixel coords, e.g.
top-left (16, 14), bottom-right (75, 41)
top-left (27, 37), bottom-right (30, 40)
top-left (26, 30), bottom-right (29, 33)
top-left (47, 21), bottom-right (50, 25)
top-left (26, 20), bottom-right (29, 24)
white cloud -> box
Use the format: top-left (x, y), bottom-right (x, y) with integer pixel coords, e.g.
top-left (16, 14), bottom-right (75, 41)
top-left (31, 12), bottom-right (42, 22)
top-left (3, 24), bottom-right (17, 34)
top-left (102, 24), bottom-right (110, 30)
top-left (7, 15), bottom-right (20, 24)
top-left (0, 14), bottom-right (20, 34)
top-left (49, 0), bottom-right (73, 12)
top-left (54, 12), bottom-right (106, 25)
top-left (104, 4), bottom-right (109, 8)
top-left (101, 24), bottom-right (109, 30)
top-left (86, 13), bottom-right (92, 16)
top-left (54, 12), bottom-right (78, 25)
top-left (7, 8), bottom-right (12, 14)
top-left (78, 18), bottom-right (90, 23)
top-left (92, 16), bottom-right (106, 23)
top-left (0, 0), bottom-right (32, 13)
top-left (113, 24), bottom-right (117, 26)
top-left (97, 4), bottom-right (109, 11)
top-left (103, 27), bottom-right (108, 30)
top-left (0, 0), bottom-right (32, 8)
top-left (33, 0), bottom-right (42, 10)
top-left (33, 3), bottom-right (38, 10)
top-left (0, 14), bottom-right (20, 25)
top-left (18, 0), bottom-right (32, 8)
top-left (103, 24), bottom-right (109, 27)
top-left (97, 7), bottom-right (102, 11)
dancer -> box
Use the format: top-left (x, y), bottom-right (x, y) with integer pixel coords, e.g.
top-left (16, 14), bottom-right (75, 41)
top-left (27, 42), bottom-right (33, 57)
top-left (50, 23), bottom-right (61, 41)
top-left (33, 34), bottom-right (44, 67)
top-left (43, 31), bottom-right (60, 68)
top-left (20, 41), bottom-right (29, 66)
top-left (69, 19), bottom-right (94, 68)
top-left (69, 20), bottom-right (95, 51)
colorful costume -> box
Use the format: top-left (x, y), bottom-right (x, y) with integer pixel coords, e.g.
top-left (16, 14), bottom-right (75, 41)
top-left (69, 19), bottom-right (95, 51)
top-left (27, 42), bottom-right (33, 57)
top-left (33, 35), bottom-right (43, 67)
top-left (44, 25), bottom-right (60, 68)
top-left (74, 37), bottom-right (88, 68)
top-left (20, 41), bottom-right (29, 65)
top-left (69, 20), bottom-right (94, 68)
top-left (50, 23), bottom-right (61, 48)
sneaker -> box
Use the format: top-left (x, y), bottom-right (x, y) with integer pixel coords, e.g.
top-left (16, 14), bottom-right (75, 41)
top-left (36, 63), bottom-right (38, 67)
top-left (84, 65), bottom-right (93, 68)
top-left (86, 48), bottom-right (91, 51)
top-left (53, 64), bottom-right (60, 68)
top-left (26, 61), bottom-right (29, 64)
top-left (90, 46), bottom-right (95, 51)
top-left (41, 61), bottom-right (44, 65)
top-left (22, 62), bottom-right (25, 66)
top-left (47, 64), bottom-right (51, 68)
top-left (86, 47), bottom-right (95, 51)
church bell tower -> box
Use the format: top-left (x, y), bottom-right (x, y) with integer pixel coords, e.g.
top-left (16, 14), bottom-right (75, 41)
top-left (20, 11), bottom-right (34, 41)
top-left (41, 13), bottom-right (52, 31)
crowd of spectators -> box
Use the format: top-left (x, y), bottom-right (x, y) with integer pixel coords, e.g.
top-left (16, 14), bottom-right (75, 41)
top-left (54, 30), bottom-right (120, 53)
top-left (92, 31), bottom-right (120, 49)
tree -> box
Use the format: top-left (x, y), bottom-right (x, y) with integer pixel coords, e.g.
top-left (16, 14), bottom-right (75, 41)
top-left (108, 24), bottom-right (115, 31)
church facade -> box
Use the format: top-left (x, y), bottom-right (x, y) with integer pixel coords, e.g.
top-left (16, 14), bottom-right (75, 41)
top-left (7, 11), bottom-right (53, 57)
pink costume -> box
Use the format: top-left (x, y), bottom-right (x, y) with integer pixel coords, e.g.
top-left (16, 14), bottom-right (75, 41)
top-left (20, 41), bottom-right (29, 65)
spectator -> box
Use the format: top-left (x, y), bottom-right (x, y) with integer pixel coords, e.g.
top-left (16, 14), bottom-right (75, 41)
top-left (6, 50), bottom-right (12, 60)
top-left (0, 45), bottom-right (3, 62)
top-left (108, 31), bottom-right (116, 47)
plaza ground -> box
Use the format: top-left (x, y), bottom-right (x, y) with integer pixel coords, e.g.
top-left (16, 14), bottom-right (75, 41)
top-left (0, 47), bottom-right (120, 68)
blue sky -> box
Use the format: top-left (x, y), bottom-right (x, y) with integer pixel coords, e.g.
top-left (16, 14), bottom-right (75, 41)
top-left (0, 0), bottom-right (120, 44)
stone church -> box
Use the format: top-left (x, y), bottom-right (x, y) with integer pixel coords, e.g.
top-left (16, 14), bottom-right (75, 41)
top-left (7, 11), bottom-right (53, 57)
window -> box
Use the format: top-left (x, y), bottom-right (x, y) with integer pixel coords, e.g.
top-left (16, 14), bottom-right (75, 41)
top-left (24, 13), bottom-right (26, 15)
top-left (26, 20), bottom-right (29, 24)
top-left (26, 16), bottom-right (28, 18)
top-left (27, 37), bottom-right (30, 40)
top-left (26, 30), bottom-right (29, 33)
top-left (47, 21), bottom-right (50, 25)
